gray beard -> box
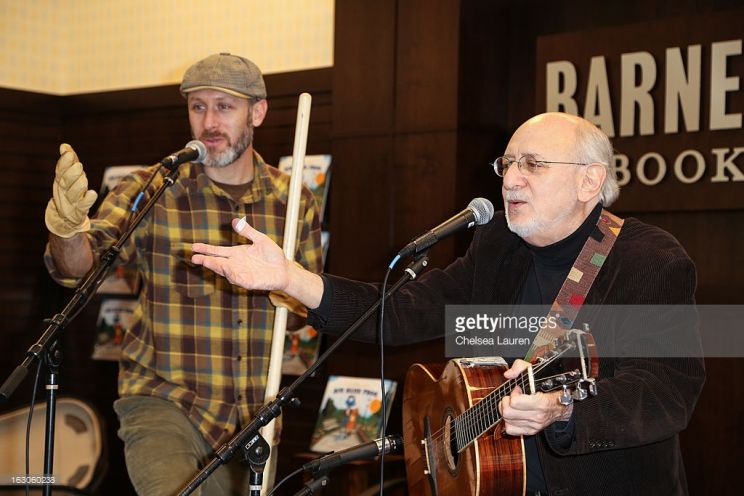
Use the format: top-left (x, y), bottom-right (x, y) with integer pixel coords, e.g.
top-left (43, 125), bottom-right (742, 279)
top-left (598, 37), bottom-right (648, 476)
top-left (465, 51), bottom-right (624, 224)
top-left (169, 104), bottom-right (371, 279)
top-left (200, 124), bottom-right (253, 168)
top-left (505, 208), bottom-right (543, 239)
top-left (505, 204), bottom-right (577, 245)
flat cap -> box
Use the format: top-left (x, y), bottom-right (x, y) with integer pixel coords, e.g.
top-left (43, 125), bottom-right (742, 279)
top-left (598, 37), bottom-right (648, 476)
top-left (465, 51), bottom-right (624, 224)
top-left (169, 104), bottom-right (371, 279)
top-left (180, 52), bottom-right (266, 99)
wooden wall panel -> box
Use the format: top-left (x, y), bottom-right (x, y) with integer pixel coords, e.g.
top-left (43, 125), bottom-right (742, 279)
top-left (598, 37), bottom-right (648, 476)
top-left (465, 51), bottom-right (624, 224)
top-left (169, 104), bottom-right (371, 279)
top-left (395, 0), bottom-right (460, 132)
top-left (0, 89), bottom-right (62, 344)
top-left (393, 131), bottom-right (459, 268)
top-left (332, 0), bottom-right (397, 137)
top-left (329, 136), bottom-right (395, 277)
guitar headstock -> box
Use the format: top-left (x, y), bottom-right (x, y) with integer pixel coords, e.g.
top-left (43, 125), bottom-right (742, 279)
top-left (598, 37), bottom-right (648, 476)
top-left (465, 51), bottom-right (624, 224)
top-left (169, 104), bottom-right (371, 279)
top-left (532, 368), bottom-right (597, 404)
top-left (529, 327), bottom-right (599, 404)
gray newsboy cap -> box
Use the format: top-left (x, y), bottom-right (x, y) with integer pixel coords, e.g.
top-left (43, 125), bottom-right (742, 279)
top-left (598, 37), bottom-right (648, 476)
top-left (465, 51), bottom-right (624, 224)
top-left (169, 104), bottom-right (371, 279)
top-left (180, 53), bottom-right (267, 99)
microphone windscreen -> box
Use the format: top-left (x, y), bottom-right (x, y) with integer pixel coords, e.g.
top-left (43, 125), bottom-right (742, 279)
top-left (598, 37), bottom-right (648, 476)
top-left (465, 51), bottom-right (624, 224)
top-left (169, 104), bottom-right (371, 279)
top-left (468, 197), bottom-right (495, 225)
top-left (186, 140), bottom-right (208, 163)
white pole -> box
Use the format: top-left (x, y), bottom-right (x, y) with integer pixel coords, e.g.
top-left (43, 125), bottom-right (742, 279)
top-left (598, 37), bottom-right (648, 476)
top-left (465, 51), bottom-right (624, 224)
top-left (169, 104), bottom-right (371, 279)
top-left (261, 92), bottom-right (312, 494)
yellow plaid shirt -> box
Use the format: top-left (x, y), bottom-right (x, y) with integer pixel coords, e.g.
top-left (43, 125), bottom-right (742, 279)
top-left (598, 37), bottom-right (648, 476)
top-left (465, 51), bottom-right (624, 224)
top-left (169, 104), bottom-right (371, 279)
top-left (45, 152), bottom-right (323, 447)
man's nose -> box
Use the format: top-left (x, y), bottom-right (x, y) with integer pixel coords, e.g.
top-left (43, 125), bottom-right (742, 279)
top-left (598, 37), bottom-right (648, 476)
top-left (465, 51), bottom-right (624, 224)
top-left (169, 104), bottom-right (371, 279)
top-left (203, 108), bottom-right (220, 130)
top-left (502, 162), bottom-right (527, 190)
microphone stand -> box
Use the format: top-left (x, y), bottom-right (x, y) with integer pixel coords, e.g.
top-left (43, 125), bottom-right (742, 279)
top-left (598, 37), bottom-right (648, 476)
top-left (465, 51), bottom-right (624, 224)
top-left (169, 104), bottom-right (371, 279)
top-left (178, 254), bottom-right (430, 496)
top-left (0, 161), bottom-right (182, 496)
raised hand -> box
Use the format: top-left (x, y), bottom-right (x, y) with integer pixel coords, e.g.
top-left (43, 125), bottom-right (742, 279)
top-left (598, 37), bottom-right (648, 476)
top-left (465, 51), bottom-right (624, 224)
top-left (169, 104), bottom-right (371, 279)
top-left (45, 143), bottom-right (98, 238)
top-left (193, 217), bottom-right (325, 309)
top-left (192, 217), bottom-right (291, 292)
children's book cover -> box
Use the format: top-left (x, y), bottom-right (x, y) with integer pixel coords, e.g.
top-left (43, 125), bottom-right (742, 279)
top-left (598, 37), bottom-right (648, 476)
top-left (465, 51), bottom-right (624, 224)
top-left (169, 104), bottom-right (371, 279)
top-left (96, 165), bottom-right (146, 295)
top-left (277, 154), bottom-right (332, 222)
top-left (309, 375), bottom-right (397, 453)
top-left (281, 325), bottom-right (322, 376)
top-left (92, 299), bottom-right (138, 361)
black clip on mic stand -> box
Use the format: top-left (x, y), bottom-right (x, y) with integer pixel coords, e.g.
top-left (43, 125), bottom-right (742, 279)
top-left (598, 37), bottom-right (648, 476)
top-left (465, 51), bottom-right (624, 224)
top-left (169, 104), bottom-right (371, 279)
top-left (0, 161), bottom-right (183, 496)
top-left (292, 473), bottom-right (330, 496)
top-left (178, 254), bottom-right (430, 496)
top-left (246, 433), bottom-right (271, 494)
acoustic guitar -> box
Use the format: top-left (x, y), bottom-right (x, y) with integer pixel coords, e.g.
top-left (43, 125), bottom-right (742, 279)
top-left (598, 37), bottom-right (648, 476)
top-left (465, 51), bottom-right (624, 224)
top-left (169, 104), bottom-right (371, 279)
top-left (402, 331), bottom-right (598, 496)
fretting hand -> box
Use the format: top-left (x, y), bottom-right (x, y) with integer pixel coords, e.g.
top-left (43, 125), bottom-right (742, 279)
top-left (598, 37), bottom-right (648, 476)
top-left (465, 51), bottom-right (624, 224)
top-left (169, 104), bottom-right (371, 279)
top-left (499, 359), bottom-right (574, 436)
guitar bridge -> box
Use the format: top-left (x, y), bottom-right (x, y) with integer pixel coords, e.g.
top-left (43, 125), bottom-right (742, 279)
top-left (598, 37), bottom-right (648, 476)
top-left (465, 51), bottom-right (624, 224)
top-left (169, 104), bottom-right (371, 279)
top-left (422, 416), bottom-right (439, 496)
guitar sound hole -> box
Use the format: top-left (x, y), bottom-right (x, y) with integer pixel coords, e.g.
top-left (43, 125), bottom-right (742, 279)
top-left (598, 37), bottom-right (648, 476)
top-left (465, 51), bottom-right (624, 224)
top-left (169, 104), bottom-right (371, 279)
top-left (442, 413), bottom-right (460, 474)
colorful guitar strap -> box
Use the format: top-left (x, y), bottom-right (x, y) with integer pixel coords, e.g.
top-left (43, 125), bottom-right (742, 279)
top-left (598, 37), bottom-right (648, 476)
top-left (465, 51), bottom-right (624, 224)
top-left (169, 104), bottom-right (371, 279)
top-left (524, 209), bottom-right (624, 362)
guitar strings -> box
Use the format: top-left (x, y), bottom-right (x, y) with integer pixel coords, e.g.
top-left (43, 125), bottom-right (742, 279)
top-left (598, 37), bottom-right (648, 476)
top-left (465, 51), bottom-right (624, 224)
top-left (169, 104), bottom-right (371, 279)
top-left (460, 349), bottom-right (578, 450)
top-left (427, 358), bottom-right (550, 446)
top-left (426, 349), bottom-right (572, 454)
top-left (425, 369), bottom-right (541, 464)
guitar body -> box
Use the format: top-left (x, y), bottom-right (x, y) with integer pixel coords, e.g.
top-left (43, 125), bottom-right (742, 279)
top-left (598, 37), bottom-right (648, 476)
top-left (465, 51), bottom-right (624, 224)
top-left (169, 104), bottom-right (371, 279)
top-left (402, 359), bottom-right (525, 496)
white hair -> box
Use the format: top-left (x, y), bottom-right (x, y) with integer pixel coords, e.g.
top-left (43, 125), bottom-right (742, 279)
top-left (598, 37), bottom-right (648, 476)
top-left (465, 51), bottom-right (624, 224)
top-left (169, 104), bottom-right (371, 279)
top-left (573, 119), bottom-right (620, 206)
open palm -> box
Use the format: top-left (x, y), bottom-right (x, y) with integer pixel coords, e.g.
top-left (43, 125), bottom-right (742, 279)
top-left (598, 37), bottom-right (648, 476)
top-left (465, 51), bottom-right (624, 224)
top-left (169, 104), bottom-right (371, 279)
top-left (192, 217), bottom-right (290, 292)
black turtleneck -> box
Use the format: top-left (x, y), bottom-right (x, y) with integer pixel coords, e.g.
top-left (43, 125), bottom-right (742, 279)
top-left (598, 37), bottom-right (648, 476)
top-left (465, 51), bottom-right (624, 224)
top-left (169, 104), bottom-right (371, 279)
top-left (518, 202), bottom-right (604, 306)
top-left (519, 202), bottom-right (603, 494)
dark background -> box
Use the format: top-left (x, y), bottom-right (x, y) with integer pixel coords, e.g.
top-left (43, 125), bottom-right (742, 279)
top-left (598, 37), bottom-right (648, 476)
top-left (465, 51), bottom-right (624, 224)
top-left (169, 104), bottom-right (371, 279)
top-left (1, 1), bottom-right (742, 494)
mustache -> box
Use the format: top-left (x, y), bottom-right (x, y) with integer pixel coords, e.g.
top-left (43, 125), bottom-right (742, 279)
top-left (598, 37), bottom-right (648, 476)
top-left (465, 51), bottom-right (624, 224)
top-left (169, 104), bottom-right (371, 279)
top-left (199, 131), bottom-right (230, 142)
top-left (503, 191), bottom-right (529, 202)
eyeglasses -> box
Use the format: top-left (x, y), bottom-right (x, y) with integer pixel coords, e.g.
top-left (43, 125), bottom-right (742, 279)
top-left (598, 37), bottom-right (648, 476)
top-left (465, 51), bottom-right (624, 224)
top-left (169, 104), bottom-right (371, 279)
top-left (491, 156), bottom-right (588, 177)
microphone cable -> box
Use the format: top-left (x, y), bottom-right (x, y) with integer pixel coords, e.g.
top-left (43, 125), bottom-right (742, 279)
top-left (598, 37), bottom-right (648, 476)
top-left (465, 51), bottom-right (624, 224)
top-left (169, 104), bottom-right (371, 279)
top-left (23, 356), bottom-right (44, 496)
top-left (266, 466), bottom-right (303, 496)
top-left (127, 163), bottom-right (165, 224)
top-left (376, 264), bottom-right (394, 496)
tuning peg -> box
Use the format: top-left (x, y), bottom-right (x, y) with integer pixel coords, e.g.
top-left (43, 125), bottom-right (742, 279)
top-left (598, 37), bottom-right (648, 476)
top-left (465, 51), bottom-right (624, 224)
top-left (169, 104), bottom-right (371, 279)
top-left (587, 378), bottom-right (598, 396)
top-left (572, 384), bottom-right (588, 401)
top-left (559, 385), bottom-right (574, 405)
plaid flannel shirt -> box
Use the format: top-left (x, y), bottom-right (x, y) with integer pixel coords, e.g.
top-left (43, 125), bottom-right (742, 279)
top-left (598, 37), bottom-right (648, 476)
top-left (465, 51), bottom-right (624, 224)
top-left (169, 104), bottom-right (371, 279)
top-left (45, 151), bottom-right (323, 447)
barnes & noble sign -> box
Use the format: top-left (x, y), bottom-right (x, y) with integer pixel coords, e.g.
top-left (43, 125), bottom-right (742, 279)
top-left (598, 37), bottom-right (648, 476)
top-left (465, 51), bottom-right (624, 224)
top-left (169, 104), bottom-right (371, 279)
top-left (537, 10), bottom-right (743, 211)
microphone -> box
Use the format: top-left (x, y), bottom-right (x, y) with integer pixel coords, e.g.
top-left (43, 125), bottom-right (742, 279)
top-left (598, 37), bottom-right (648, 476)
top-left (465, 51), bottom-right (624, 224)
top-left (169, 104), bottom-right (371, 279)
top-left (302, 435), bottom-right (403, 474)
top-left (398, 197), bottom-right (494, 258)
top-left (159, 140), bottom-right (207, 169)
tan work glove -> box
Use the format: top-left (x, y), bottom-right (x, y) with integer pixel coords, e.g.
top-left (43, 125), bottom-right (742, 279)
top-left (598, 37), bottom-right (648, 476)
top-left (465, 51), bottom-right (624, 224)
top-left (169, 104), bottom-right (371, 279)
top-left (45, 144), bottom-right (98, 238)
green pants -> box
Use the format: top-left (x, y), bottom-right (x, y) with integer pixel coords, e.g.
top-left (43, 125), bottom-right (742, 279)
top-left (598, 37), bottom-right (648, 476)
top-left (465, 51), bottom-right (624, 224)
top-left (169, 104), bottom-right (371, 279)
top-left (114, 396), bottom-right (252, 496)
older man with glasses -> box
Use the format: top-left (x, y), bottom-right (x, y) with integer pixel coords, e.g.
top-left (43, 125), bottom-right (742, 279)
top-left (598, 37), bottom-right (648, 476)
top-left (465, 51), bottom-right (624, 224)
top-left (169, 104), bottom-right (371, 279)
top-left (192, 112), bottom-right (704, 495)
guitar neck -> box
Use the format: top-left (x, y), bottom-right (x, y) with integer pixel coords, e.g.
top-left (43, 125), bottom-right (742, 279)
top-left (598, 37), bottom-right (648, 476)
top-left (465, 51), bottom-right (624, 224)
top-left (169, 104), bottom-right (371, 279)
top-left (453, 374), bottom-right (525, 452)
top-left (451, 332), bottom-right (594, 452)
top-left (453, 343), bottom-right (578, 451)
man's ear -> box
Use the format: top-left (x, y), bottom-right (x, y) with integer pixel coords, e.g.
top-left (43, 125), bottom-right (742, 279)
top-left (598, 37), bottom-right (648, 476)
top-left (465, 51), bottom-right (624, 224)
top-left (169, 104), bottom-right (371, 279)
top-left (578, 163), bottom-right (607, 202)
top-left (251, 99), bottom-right (268, 127)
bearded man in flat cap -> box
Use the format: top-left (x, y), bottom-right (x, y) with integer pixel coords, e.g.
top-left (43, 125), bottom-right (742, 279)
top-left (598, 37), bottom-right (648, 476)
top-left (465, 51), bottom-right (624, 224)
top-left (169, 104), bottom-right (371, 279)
top-left (44, 53), bottom-right (322, 495)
